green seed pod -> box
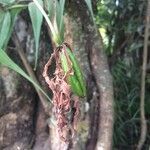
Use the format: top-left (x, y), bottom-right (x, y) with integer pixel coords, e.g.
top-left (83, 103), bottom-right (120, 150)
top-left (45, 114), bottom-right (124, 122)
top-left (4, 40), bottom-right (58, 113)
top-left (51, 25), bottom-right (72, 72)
top-left (66, 47), bottom-right (86, 97)
top-left (59, 44), bottom-right (86, 97)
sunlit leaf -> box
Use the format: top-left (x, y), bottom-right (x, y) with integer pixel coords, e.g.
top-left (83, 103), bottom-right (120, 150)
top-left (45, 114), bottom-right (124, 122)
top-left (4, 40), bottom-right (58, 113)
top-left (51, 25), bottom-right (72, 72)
top-left (0, 49), bottom-right (51, 102)
top-left (0, 11), bottom-right (11, 49)
top-left (28, 0), bottom-right (43, 69)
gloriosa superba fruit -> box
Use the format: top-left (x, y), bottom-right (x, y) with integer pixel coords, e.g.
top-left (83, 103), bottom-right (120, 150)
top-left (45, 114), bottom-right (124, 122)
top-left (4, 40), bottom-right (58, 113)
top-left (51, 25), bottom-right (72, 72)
top-left (59, 43), bottom-right (86, 97)
top-left (43, 43), bottom-right (86, 141)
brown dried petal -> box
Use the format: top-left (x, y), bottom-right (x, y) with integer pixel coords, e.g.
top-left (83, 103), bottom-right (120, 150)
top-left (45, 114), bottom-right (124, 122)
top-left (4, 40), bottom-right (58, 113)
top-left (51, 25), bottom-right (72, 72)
top-left (43, 44), bottom-right (79, 141)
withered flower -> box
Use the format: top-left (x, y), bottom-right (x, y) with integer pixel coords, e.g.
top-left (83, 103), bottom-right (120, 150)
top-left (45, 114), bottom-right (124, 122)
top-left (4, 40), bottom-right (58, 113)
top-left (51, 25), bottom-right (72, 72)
top-left (43, 43), bottom-right (86, 141)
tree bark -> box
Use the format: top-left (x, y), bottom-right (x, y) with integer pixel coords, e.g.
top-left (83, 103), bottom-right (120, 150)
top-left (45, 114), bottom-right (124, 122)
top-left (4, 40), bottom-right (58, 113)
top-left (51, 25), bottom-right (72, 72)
top-left (0, 66), bottom-right (36, 150)
top-left (0, 16), bottom-right (37, 149)
top-left (0, 1), bottom-right (114, 149)
top-left (64, 1), bottom-right (114, 150)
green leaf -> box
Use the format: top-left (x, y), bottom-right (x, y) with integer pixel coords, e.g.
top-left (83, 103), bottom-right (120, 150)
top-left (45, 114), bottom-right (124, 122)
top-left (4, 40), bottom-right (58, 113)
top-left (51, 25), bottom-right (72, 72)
top-left (56, 0), bottom-right (65, 41)
top-left (10, 5), bottom-right (24, 22)
top-left (0, 49), bottom-right (51, 102)
top-left (44, 0), bottom-right (55, 19)
top-left (84, 0), bottom-right (94, 21)
top-left (28, 0), bottom-right (43, 69)
top-left (0, 9), bottom-right (5, 29)
top-left (0, 0), bottom-right (15, 5)
top-left (7, 4), bottom-right (28, 10)
top-left (3, 6), bottom-right (25, 49)
top-left (0, 6), bottom-right (25, 50)
top-left (0, 11), bottom-right (11, 49)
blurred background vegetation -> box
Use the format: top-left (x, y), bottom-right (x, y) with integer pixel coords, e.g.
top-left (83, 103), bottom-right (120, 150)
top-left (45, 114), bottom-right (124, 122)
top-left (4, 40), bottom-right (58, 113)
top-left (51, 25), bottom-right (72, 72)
top-left (96, 0), bottom-right (150, 149)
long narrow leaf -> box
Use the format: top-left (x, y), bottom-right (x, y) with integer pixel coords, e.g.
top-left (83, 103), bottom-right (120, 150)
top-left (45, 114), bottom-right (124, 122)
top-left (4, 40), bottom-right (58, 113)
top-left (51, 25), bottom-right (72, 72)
top-left (0, 0), bottom-right (15, 5)
top-left (0, 12), bottom-right (11, 49)
top-left (28, 0), bottom-right (43, 69)
top-left (56, 0), bottom-right (65, 41)
top-left (84, 0), bottom-right (94, 21)
top-left (3, 6), bottom-right (25, 49)
top-left (0, 9), bottom-right (5, 29)
top-left (59, 0), bottom-right (65, 30)
top-left (0, 49), bottom-right (51, 102)
top-left (44, 0), bottom-right (54, 19)
top-left (33, 0), bottom-right (61, 45)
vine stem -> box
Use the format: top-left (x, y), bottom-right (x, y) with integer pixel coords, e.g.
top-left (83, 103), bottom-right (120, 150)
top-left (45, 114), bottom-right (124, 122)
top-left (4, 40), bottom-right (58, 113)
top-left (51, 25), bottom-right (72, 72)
top-left (137, 0), bottom-right (150, 149)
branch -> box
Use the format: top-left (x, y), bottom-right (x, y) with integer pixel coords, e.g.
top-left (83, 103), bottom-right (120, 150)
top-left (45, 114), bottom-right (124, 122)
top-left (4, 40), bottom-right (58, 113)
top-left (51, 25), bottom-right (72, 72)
top-left (137, 1), bottom-right (150, 149)
top-left (12, 32), bottom-right (51, 115)
top-left (89, 34), bottom-right (114, 150)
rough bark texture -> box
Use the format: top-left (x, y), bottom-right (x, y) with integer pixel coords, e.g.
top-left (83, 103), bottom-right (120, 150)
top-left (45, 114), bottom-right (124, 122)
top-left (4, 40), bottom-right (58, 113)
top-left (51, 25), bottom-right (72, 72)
top-left (0, 15), bottom-right (51, 150)
top-left (0, 1), bottom-right (114, 149)
top-left (0, 16), bottom-right (36, 149)
top-left (65, 1), bottom-right (114, 150)
top-left (90, 35), bottom-right (114, 150)
top-left (0, 66), bottom-right (35, 150)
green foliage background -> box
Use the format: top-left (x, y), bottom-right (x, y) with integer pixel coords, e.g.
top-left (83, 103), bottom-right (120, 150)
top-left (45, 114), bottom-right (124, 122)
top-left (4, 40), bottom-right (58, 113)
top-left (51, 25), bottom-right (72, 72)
top-left (96, 0), bottom-right (150, 148)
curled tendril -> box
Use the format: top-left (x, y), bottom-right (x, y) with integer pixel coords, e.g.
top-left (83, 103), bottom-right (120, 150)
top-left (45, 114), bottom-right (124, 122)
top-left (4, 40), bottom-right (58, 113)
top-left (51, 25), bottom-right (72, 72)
top-left (43, 43), bottom-right (79, 141)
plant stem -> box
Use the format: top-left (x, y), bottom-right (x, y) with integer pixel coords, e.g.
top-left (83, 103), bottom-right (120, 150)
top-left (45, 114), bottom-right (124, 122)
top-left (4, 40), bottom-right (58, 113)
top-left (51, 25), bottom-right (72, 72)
top-left (13, 32), bottom-right (52, 115)
top-left (7, 4), bottom-right (28, 10)
top-left (137, 0), bottom-right (150, 149)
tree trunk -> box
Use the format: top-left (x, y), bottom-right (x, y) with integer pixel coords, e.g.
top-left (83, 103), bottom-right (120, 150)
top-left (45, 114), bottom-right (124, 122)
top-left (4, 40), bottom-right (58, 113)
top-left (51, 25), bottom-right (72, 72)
top-left (0, 66), bottom-right (36, 150)
top-left (62, 1), bottom-right (114, 149)
top-left (0, 1), bottom-right (114, 150)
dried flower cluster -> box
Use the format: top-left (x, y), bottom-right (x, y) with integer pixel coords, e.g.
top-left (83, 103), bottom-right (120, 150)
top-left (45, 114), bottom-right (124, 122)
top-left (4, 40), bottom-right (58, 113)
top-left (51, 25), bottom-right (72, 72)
top-left (43, 44), bottom-right (79, 141)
